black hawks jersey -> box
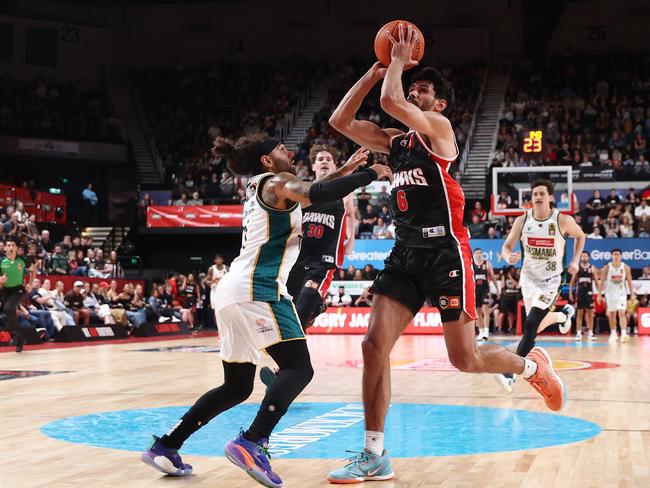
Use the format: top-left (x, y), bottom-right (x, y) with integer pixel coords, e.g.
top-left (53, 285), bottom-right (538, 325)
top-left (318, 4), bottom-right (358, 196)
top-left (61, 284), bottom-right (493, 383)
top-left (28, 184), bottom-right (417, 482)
top-left (577, 264), bottom-right (594, 294)
top-left (297, 199), bottom-right (347, 268)
top-left (474, 261), bottom-right (489, 290)
top-left (388, 130), bottom-right (465, 248)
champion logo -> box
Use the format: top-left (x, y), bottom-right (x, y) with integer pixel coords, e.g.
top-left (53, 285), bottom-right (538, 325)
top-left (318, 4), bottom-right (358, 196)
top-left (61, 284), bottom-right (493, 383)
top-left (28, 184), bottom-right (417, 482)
top-left (449, 270), bottom-right (460, 278)
top-left (400, 139), bottom-right (408, 147)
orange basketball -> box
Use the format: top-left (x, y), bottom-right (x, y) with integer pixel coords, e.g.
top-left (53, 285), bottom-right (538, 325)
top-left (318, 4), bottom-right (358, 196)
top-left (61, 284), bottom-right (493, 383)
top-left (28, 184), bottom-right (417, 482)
top-left (374, 20), bottom-right (425, 70)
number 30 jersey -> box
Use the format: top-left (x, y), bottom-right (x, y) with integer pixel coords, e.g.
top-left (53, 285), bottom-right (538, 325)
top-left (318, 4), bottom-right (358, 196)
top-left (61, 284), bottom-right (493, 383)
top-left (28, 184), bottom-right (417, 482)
top-left (520, 208), bottom-right (565, 285)
top-left (297, 200), bottom-right (347, 268)
top-left (214, 173), bottom-right (302, 312)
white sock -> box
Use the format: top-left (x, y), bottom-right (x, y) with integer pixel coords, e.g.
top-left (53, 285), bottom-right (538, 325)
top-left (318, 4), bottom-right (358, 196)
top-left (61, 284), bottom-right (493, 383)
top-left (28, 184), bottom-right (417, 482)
top-left (621, 328), bottom-right (627, 336)
top-left (364, 430), bottom-right (384, 456)
top-left (611, 330), bottom-right (617, 335)
top-left (522, 358), bottom-right (538, 379)
top-left (483, 327), bottom-right (489, 335)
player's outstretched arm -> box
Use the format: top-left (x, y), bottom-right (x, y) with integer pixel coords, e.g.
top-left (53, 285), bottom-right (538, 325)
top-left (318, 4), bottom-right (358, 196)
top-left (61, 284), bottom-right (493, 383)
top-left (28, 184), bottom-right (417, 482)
top-left (329, 63), bottom-right (402, 154)
top-left (501, 215), bottom-right (525, 265)
top-left (343, 195), bottom-right (357, 256)
top-left (560, 213), bottom-right (585, 275)
top-left (380, 24), bottom-right (454, 153)
top-left (266, 165), bottom-right (393, 208)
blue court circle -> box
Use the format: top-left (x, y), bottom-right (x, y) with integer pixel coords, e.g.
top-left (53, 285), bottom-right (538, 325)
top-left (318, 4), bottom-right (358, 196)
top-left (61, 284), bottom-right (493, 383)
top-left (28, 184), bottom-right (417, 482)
top-left (41, 403), bottom-right (600, 458)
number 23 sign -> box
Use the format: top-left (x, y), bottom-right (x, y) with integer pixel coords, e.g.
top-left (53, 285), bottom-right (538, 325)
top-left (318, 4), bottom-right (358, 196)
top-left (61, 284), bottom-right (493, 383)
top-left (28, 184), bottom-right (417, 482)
top-left (523, 131), bottom-right (543, 153)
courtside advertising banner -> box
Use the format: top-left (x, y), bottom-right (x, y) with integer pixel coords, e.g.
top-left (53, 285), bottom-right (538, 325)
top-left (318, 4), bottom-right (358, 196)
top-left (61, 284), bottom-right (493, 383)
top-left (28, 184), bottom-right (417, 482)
top-left (638, 308), bottom-right (650, 336)
top-left (343, 238), bottom-right (650, 270)
top-left (147, 205), bottom-right (244, 228)
top-left (308, 306), bottom-right (443, 334)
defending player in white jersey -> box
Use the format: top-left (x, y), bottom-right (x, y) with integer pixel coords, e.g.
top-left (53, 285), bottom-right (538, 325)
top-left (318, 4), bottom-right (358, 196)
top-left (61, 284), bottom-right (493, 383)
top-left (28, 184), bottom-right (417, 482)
top-left (141, 132), bottom-right (391, 488)
top-left (495, 179), bottom-right (585, 392)
top-left (598, 249), bottom-right (635, 343)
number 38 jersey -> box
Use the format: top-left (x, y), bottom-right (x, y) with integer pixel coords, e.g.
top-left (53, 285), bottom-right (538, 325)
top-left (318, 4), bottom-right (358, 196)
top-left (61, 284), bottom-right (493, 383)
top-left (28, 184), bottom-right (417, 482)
top-left (520, 208), bottom-right (565, 285)
top-left (214, 173), bottom-right (302, 312)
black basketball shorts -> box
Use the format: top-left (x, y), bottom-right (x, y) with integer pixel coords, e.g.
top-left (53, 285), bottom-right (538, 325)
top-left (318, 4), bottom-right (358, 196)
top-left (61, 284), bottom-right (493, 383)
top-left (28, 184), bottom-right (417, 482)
top-left (499, 295), bottom-right (518, 314)
top-left (287, 262), bottom-right (336, 301)
top-left (476, 286), bottom-right (491, 306)
top-left (577, 290), bottom-right (594, 309)
top-left (371, 240), bottom-right (477, 323)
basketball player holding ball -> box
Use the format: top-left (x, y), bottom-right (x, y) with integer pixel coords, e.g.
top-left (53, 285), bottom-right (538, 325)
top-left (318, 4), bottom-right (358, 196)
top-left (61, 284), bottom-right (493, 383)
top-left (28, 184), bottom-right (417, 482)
top-left (326, 22), bottom-right (567, 483)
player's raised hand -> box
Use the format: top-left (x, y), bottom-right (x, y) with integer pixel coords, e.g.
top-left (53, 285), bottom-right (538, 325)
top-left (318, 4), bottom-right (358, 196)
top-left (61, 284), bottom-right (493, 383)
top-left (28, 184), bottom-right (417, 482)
top-left (368, 62), bottom-right (388, 80)
top-left (507, 251), bottom-right (521, 265)
top-left (341, 147), bottom-right (369, 175)
top-left (370, 163), bottom-right (393, 182)
top-left (386, 23), bottom-right (419, 69)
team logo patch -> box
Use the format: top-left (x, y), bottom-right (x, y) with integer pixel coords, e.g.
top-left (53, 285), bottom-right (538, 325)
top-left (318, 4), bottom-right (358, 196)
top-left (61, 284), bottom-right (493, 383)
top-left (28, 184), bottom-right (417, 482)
top-left (305, 280), bottom-right (320, 289)
top-left (449, 270), bottom-right (460, 278)
top-left (439, 296), bottom-right (460, 310)
top-left (548, 223), bottom-right (556, 236)
top-left (538, 295), bottom-right (551, 304)
top-left (256, 318), bottom-right (274, 334)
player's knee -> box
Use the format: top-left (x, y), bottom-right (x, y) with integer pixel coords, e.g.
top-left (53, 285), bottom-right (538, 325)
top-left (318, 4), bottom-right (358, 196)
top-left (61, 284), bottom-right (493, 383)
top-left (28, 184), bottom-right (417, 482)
top-left (224, 376), bottom-right (254, 402)
top-left (361, 335), bottom-right (389, 361)
top-left (448, 350), bottom-right (481, 373)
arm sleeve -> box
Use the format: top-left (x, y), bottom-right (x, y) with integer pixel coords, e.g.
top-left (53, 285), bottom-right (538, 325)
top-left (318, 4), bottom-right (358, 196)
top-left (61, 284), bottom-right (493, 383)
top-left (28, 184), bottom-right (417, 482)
top-left (308, 168), bottom-right (378, 205)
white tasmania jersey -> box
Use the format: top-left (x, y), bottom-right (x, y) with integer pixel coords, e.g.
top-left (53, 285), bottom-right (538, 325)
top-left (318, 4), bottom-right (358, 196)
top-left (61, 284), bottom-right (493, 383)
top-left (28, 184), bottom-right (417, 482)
top-left (604, 262), bottom-right (628, 296)
top-left (520, 208), bottom-right (565, 285)
top-left (209, 264), bottom-right (228, 292)
top-left (214, 173), bottom-right (302, 312)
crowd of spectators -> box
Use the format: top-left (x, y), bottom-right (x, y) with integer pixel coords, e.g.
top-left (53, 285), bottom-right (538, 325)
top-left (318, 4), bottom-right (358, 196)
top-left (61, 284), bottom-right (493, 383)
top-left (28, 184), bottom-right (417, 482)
top-left (295, 60), bottom-right (485, 174)
top-left (0, 73), bottom-right (124, 143)
top-left (132, 59), bottom-right (325, 204)
top-left (467, 187), bottom-right (650, 240)
top-left (492, 51), bottom-right (650, 180)
top-left (1, 195), bottom-right (124, 278)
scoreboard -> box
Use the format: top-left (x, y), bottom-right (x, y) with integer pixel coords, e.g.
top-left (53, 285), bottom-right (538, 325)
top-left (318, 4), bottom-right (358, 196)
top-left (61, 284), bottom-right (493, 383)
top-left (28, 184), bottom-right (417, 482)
top-left (523, 130), bottom-right (543, 153)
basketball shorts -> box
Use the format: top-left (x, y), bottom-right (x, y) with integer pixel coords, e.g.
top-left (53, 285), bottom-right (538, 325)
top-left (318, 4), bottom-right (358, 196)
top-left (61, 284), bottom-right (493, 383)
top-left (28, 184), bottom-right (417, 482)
top-left (287, 262), bottom-right (336, 300)
top-left (605, 292), bottom-right (627, 313)
top-left (371, 241), bottom-right (477, 323)
top-left (500, 294), bottom-right (518, 314)
top-left (215, 299), bottom-right (305, 364)
top-left (577, 290), bottom-right (594, 309)
top-left (520, 275), bottom-right (561, 313)
top-left (476, 286), bottom-right (490, 306)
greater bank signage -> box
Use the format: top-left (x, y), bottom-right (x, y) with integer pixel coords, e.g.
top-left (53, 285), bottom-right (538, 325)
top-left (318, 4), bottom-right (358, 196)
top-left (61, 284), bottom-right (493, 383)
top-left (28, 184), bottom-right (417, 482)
top-left (343, 238), bottom-right (650, 270)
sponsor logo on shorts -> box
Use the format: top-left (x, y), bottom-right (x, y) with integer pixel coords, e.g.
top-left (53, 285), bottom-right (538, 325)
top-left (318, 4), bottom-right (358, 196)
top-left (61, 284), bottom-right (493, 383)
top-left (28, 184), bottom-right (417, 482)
top-left (439, 296), bottom-right (461, 310)
top-left (256, 318), bottom-right (274, 334)
top-left (449, 269), bottom-right (460, 278)
top-left (305, 280), bottom-right (320, 289)
top-left (538, 294), bottom-right (551, 304)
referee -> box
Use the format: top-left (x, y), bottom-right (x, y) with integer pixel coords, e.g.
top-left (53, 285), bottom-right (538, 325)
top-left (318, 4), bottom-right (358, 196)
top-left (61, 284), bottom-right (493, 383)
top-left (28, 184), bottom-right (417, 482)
top-left (1, 237), bottom-right (29, 352)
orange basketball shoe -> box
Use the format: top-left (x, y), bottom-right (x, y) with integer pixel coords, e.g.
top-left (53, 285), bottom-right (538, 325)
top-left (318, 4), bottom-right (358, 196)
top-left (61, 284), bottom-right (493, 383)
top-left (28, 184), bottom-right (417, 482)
top-left (524, 347), bottom-right (566, 411)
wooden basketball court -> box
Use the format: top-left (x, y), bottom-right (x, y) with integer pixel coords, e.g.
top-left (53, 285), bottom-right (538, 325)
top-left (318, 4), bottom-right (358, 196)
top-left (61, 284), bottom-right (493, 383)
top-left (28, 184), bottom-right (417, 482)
top-left (2, 333), bottom-right (647, 487)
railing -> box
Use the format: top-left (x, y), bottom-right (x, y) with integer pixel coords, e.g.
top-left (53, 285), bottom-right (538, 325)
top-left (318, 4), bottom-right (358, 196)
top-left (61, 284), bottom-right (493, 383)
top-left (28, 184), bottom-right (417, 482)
top-left (128, 80), bottom-right (164, 182)
top-left (458, 66), bottom-right (489, 176)
top-left (277, 67), bottom-right (324, 141)
top-left (488, 65), bottom-right (511, 165)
